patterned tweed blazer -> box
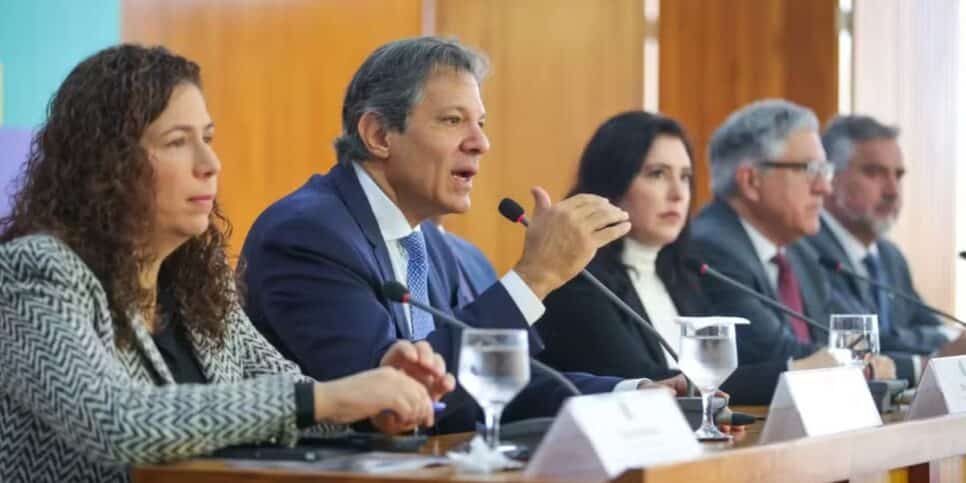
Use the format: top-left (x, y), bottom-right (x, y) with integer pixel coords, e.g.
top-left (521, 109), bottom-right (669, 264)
top-left (0, 235), bottom-right (337, 482)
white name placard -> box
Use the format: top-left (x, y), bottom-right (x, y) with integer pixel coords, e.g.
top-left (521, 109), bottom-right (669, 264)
top-left (524, 389), bottom-right (700, 482)
top-left (907, 355), bottom-right (966, 420)
top-left (760, 366), bottom-right (881, 443)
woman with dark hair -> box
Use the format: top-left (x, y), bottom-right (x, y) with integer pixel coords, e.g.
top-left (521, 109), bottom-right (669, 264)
top-left (0, 44), bottom-right (452, 482)
top-left (534, 111), bottom-right (839, 404)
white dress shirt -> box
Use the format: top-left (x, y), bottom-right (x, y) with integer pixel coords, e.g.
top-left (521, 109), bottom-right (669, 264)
top-left (739, 218), bottom-right (783, 292)
top-left (622, 238), bottom-right (681, 368)
top-left (353, 163), bottom-right (644, 391)
top-left (353, 163), bottom-right (545, 332)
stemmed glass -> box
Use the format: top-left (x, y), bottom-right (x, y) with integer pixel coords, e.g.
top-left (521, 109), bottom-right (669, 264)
top-left (458, 329), bottom-right (531, 451)
top-left (828, 314), bottom-right (880, 369)
top-left (676, 317), bottom-right (743, 442)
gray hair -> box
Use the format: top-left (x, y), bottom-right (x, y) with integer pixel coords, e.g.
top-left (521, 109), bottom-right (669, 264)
top-left (708, 99), bottom-right (819, 198)
top-left (822, 115), bottom-right (900, 172)
top-left (334, 36), bottom-right (489, 165)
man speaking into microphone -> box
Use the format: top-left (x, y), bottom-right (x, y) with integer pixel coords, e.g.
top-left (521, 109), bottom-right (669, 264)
top-left (239, 37), bottom-right (680, 434)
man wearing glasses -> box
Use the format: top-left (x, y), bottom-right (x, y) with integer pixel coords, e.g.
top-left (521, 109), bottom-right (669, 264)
top-left (689, 99), bottom-right (847, 366)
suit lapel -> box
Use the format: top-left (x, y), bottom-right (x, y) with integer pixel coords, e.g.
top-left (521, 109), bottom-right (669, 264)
top-left (818, 220), bottom-right (871, 306)
top-left (595, 259), bottom-right (670, 368)
top-left (183, 322), bottom-right (241, 383)
top-left (422, 223), bottom-right (457, 314)
top-left (330, 164), bottom-right (411, 339)
top-left (788, 245), bottom-right (829, 332)
top-left (711, 199), bottom-right (779, 300)
top-left (127, 311), bottom-right (175, 385)
top-left (875, 241), bottom-right (906, 326)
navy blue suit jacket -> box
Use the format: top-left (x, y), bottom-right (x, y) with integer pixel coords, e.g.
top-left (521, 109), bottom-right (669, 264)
top-left (805, 219), bottom-right (947, 356)
top-left (241, 164), bottom-right (619, 432)
top-left (441, 230), bottom-right (499, 300)
top-left (690, 198), bottom-right (833, 364)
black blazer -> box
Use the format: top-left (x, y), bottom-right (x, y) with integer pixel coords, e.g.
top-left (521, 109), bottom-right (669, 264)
top-left (535, 244), bottom-right (785, 405)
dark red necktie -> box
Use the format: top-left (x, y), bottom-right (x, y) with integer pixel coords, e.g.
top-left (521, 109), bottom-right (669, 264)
top-left (771, 253), bottom-right (812, 343)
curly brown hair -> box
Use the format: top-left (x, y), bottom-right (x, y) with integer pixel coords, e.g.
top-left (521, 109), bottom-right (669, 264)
top-left (0, 44), bottom-right (234, 346)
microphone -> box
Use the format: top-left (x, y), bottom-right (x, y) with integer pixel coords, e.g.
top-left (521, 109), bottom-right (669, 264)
top-left (498, 198), bottom-right (528, 226)
top-left (715, 406), bottom-right (759, 426)
top-left (960, 251), bottom-right (966, 261)
top-left (684, 259), bottom-right (828, 334)
top-left (497, 198), bottom-right (679, 361)
top-left (817, 256), bottom-right (966, 328)
top-left (381, 281), bottom-right (581, 397)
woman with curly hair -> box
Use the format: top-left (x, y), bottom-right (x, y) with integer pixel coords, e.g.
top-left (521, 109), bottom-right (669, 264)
top-left (0, 44), bottom-right (454, 482)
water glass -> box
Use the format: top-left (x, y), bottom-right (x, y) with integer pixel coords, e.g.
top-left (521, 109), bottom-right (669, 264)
top-left (677, 318), bottom-right (740, 442)
top-left (458, 329), bottom-right (530, 451)
top-left (828, 314), bottom-right (879, 368)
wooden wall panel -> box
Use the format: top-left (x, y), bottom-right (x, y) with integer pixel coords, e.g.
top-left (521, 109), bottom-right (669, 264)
top-left (436, 0), bottom-right (644, 274)
top-left (659, 0), bottom-right (839, 210)
top-left (121, 0), bottom-right (839, 281)
top-left (122, 0), bottom-right (422, 257)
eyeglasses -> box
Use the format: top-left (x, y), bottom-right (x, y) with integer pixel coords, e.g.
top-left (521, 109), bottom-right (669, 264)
top-left (757, 160), bottom-right (835, 184)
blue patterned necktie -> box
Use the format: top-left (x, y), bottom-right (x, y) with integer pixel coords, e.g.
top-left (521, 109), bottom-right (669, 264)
top-left (399, 230), bottom-right (435, 339)
top-left (862, 253), bottom-right (892, 333)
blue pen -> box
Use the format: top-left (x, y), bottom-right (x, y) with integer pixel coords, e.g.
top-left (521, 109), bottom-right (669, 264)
top-left (379, 401), bottom-right (446, 417)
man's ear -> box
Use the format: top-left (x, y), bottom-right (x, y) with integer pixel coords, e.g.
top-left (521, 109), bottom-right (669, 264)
top-left (735, 164), bottom-right (761, 203)
top-left (358, 112), bottom-right (391, 160)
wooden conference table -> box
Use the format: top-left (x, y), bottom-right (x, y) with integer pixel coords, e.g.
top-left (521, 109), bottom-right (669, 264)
top-left (133, 406), bottom-right (966, 483)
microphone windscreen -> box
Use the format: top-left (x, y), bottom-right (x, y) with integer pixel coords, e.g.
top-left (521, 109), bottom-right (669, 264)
top-left (960, 251), bottom-right (966, 260)
top-left (498, 198), bottom-right (526, 223)
top-left (381, 281), bottom-right (410, 302)
top-left (683, 258), bottom-right (706, 274)
top-left (817, 256), bottom-right (841, 270)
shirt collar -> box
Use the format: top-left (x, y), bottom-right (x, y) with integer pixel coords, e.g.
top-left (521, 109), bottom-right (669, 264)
top-left (821, 211), bottom-right (879, 266)
top-left (353, 162), bottom-right (418, 242)
top-left (739, 217), bottom-right (781, 265)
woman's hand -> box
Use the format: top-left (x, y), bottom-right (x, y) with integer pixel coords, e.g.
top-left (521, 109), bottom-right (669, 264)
top-left (313, 367), bottom-right (434, 430)
top-left (637, 374), bottom-right (688, 396)
top-left (379, 340), bottom-right (456, 402)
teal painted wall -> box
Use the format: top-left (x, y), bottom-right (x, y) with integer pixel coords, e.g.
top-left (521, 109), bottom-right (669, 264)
top-left (0, 0), bottom-right (120, 128)
top-left (0, 0), bottom-right (118, 215)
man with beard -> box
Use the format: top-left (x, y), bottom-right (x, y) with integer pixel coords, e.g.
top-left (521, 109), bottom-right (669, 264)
top-left (806, 115), bottom-right (961, 381)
